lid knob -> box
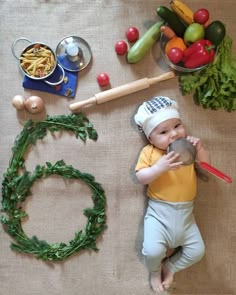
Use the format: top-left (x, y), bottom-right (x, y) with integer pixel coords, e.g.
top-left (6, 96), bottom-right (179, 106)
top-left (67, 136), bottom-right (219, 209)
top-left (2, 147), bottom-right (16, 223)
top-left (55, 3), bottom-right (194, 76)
top-left (66, 43), bottom-right (83, 62)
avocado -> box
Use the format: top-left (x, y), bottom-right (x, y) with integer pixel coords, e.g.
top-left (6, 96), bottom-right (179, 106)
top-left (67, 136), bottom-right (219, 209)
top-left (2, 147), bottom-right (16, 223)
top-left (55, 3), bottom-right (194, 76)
top-left (205, 20), bottom-right (226, 46)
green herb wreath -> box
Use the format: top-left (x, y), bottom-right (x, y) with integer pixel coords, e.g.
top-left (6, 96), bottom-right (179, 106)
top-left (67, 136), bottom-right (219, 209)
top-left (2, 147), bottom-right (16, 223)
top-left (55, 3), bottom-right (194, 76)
top-left (1, 113), bottom-right (107, 261)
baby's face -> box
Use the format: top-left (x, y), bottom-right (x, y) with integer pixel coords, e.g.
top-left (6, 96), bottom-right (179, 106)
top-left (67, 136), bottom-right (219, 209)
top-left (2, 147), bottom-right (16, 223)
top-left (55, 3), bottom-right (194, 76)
top-left (148, 118), bottom-right (186, 150)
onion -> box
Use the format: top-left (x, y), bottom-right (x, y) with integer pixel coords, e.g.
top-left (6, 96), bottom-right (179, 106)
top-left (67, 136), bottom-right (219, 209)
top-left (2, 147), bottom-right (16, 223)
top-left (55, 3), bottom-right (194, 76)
top-left (24, 96), bottom-right (45, 114)
top-left (12, 95), bottom-right (25, 111)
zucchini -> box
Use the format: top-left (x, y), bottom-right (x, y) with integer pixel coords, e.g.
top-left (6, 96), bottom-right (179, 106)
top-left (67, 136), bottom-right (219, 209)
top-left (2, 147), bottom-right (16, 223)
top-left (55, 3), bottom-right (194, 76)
top-left (157, 6), bottom-right (186, 37)
top-left (127, 21), bottom-right (164, 64)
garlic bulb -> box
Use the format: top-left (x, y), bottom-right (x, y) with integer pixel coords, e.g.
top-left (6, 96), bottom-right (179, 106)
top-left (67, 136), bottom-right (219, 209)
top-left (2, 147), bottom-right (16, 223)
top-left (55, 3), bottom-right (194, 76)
top-left (12, 95), bottom-right (25, 110)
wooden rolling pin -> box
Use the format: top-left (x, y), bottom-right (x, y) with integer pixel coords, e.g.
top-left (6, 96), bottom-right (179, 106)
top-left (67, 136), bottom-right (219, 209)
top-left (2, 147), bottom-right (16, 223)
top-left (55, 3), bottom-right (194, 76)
top-left (69, 71), bottom-right (175, 111)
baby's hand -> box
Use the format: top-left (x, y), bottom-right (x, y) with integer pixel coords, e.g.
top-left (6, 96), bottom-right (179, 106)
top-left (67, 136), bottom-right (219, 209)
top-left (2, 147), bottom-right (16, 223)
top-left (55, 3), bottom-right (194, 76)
top-left (155, 151), bottom-right (183, 173)
top-left (187, 135), bottom-right (210, 163)
top-left (187, 135), bottom-right (202, 152)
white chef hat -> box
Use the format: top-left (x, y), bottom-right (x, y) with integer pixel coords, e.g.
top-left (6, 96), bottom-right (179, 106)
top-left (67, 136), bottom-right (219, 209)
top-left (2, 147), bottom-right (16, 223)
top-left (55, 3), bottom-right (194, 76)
top-left (134, 96), bottom-right (180, 138)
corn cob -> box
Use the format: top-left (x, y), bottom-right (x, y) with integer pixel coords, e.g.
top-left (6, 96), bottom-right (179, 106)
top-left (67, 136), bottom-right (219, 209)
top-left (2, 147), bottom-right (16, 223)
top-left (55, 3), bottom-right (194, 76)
top-left (170, 0), bottom-right (194, 25)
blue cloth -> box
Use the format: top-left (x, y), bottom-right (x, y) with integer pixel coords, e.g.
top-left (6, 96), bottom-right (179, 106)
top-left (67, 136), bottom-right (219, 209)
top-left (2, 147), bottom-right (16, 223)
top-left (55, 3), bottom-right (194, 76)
top-left (57, 54), bottom-right (81, 72)
top-left (22, 65), bottom-right (79, 98)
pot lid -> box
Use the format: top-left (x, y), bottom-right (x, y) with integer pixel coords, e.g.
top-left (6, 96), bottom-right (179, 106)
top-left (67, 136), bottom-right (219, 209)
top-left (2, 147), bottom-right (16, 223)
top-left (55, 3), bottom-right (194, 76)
top-left (56, 36), bottom-right (92, 72)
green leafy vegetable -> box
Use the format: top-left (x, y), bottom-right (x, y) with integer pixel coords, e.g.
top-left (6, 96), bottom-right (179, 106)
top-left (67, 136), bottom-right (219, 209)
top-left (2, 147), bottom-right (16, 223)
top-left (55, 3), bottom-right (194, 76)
top-left (1, 113), bottom-right (106, 261)
top-left (179, 35), bottom-right (236, 111)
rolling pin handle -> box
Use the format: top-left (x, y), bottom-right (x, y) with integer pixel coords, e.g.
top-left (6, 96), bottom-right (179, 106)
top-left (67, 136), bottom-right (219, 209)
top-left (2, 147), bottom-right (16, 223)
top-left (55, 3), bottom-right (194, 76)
top-left (148, 71), bottom-right (175, 85)
top-left (69, 96), bottom-right (96, 111)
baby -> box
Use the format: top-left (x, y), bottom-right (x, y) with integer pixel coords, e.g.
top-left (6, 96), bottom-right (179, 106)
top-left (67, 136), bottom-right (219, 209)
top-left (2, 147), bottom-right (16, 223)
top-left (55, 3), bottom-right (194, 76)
top-left (134, 96), bottom-right (210, 292)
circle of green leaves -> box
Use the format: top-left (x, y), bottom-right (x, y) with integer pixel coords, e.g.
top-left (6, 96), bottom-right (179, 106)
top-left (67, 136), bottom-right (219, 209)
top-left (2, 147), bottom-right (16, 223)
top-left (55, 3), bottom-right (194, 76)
top-left (1, 113), bottom-right (107, 261)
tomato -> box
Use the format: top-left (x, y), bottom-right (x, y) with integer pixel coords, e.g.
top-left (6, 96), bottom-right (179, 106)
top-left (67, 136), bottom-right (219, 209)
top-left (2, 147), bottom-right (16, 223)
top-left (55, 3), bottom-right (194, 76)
top-left (97, 73), bottom-right (110, 87)
top-left (115, 40), bottom-right (128, 55)
top-left (167, 47), bottom-right (183, 64)
top-left (193, 8), bottom-right (209, 24)
top-left (125, 27), bottom-right (139, 42)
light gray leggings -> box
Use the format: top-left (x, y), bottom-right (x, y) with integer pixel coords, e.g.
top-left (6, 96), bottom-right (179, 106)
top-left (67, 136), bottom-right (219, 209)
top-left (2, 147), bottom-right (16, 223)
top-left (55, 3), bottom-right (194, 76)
top-left (142, 199), bottom-right (205, 273)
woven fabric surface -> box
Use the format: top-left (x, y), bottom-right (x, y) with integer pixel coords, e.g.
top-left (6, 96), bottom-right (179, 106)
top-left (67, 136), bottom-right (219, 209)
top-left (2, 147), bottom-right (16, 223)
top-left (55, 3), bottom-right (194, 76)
top-left (0, 1), bottom-right (235, 294)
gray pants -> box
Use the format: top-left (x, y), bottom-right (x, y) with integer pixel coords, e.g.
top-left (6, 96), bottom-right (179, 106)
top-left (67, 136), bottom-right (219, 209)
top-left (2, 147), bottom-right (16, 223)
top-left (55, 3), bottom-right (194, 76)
top-left (142, 199), bottom-right (205, 273)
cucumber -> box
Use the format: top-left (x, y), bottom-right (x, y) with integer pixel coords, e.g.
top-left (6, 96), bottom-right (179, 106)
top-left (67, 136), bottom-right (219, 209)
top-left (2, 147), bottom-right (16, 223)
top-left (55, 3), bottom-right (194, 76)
top-left (127, 21), bottom-right (164, 64)
top-left (205, 21), bottom-right (226, 47)
top-left (157, 6), bottom-right (186, 37)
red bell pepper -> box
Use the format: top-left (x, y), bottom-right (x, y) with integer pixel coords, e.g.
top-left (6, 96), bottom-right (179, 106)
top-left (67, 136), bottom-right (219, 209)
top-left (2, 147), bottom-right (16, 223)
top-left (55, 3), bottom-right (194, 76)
top-left (183, 39), bottom-right (215, 68)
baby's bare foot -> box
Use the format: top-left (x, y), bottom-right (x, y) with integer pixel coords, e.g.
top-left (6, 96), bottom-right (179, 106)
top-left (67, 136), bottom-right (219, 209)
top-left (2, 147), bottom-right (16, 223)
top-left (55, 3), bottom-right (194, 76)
top-left (162, 262), bottom-right (174, 290)
top-left (150, 270), bottom-right (164, 292)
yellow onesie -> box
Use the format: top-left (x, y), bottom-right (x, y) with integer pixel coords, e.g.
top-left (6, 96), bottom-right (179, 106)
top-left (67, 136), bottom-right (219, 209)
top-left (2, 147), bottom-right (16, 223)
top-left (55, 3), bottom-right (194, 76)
top-left (135, 144), bottom-right (197, 202)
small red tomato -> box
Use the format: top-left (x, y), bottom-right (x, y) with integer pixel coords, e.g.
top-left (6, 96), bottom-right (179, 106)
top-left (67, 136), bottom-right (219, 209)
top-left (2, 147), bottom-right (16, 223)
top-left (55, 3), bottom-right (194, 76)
top-left (167, 47), bottom-right (183, 64)
top-left (97, 73), bottom-right (110, 87)
top-left (115, 40), bottom-right (128, 55)
top-left (193, 8), bottom-right (209, 24)
top-left (125, 27), bottom-right (139, 42)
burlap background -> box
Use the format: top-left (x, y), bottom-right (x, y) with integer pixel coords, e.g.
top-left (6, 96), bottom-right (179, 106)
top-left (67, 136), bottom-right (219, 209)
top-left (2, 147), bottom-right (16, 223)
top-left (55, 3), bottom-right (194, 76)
top-left (0, 1), bottom-right (235, 294)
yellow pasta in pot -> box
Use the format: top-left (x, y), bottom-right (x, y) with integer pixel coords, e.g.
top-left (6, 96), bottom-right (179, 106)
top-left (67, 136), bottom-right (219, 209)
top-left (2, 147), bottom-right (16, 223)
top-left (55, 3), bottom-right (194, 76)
top-left (20, 44), bottom-right (55, 77)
